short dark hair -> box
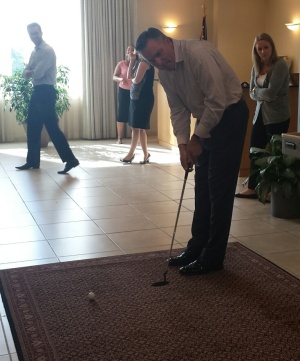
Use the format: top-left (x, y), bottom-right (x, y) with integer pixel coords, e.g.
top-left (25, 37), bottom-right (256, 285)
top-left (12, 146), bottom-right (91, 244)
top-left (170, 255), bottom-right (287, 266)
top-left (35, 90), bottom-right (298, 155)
top-left (136, 27), bottom-right (167, 52)
top-left (27, 22), bottom-right (42, 32)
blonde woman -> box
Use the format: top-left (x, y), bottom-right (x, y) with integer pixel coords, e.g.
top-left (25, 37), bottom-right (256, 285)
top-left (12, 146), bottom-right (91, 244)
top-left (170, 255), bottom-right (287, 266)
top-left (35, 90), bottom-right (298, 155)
top-left (235, 33), bottom-right (290, 199)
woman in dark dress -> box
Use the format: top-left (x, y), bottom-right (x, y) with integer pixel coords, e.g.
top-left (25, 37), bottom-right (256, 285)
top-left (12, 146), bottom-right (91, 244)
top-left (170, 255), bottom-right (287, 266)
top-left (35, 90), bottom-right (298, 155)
top-left (120, 53), bottom-right (154, 164)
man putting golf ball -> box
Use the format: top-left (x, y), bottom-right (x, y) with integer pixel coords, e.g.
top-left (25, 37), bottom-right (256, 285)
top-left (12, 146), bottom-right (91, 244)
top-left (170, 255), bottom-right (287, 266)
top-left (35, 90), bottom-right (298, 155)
top-left (136, 28), bottom-right (249, 276)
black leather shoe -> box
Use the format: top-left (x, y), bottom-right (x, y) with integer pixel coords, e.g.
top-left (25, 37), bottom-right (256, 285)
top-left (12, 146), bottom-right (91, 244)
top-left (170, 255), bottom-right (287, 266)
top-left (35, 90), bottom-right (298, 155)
top-left (179, 259), bottom-right (223, 276)
top-left (58, 159), bottom-right (80, 174)
top-left (234, 193), bottom-right (258, 199)
top-left (16, 163), bottom-right (39, 170)
top-left (168, 249), bottom-right (200, 267)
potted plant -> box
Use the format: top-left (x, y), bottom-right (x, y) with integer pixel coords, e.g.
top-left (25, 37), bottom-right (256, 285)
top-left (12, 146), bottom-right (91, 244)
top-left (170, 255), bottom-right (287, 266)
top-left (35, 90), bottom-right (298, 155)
top-left (251, 134), bottom-right (300, 218)
top-left (0, 65), bottom-right (70, 146)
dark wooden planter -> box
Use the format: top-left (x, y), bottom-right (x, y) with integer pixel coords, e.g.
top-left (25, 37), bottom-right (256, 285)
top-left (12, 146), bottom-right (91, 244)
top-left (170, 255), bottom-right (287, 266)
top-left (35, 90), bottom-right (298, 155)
top-left (271, 187), bottom-right (300, 219)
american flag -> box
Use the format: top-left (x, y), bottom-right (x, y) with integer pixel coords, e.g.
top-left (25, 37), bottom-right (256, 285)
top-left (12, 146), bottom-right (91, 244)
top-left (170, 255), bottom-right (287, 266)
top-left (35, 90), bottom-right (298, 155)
top-left (201, 15), bottom-right (207, 40)
top-left (200, 3), bottom-right (207, 40)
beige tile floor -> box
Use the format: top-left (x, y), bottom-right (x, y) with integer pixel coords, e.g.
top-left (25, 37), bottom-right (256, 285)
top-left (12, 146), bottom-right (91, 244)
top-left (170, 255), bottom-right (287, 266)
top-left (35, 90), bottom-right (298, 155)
top-left (0, 137), bottom-right (300, 360)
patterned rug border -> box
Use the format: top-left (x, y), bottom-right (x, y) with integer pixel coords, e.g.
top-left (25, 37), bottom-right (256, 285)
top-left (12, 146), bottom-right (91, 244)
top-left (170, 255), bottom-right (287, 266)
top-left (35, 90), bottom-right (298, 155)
top-left (1, 242), bottom-right (300, 361)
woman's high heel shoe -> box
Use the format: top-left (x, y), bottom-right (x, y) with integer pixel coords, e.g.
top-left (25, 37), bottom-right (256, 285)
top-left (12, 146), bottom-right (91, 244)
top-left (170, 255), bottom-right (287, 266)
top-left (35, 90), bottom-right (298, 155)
top-left (139, 153), bottom-right (151, 164)
top-left (120, 154), bottom-right (135, 163)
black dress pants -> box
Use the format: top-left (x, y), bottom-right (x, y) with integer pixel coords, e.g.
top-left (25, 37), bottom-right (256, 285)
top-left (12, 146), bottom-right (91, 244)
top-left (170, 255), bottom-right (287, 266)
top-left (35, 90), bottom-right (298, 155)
top-left (187, 98), bottom-right (249, 264)
top-left (26, 85), bottom-right (76, 166)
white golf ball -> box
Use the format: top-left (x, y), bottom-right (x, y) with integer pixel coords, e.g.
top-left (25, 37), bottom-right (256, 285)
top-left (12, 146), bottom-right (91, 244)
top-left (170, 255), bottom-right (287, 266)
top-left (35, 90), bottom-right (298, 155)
top-left (88, 292), bottom-right (96, 301)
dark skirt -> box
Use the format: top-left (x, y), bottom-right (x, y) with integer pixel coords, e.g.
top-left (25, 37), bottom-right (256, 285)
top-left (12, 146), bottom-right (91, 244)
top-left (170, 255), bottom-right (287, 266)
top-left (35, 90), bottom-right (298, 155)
top-left (117, 87), bottom-right (130, 123)
top-left (128, 95), bottom-right (154, 129)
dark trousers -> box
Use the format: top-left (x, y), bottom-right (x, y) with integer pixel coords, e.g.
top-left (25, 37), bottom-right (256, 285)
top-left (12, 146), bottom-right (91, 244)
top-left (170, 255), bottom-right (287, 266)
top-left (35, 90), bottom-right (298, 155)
top-left (26, 85), bottom-right (75, 166)
top-left (187, 98), bottom-right (249, 264)
top-left (248, 111), bottom-right (290, 189)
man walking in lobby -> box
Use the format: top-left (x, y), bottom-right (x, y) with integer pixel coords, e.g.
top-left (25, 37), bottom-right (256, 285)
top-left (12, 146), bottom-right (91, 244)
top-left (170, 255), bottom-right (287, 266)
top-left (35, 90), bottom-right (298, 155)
top-left (136, 28), bottom-right (249, 275)
top-left (16, 22), bottom-right (79, 174)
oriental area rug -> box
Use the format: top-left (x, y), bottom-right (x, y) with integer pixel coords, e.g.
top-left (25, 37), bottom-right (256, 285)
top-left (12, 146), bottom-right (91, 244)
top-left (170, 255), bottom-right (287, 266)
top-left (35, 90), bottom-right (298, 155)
top-left (1, 243), bottom-right (300, 361)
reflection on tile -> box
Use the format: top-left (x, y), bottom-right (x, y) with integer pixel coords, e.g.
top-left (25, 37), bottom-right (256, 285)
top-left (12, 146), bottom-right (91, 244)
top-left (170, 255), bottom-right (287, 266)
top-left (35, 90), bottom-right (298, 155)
top-left (237, 232), bottom-right (300, 254)
top-left (0, 226), bottom-right (45, 245)
top-left (59, 250), bottom-right (124, 262)
top-left (231, 207), bottom-right (253, 221)
top-left (108, 183), bottom-right (153, 194)
top-left (83, 204), bottom-right (141, 220)
top-left (0, 258), bottom-right (59, 270)
top-left (148, 179), bottom-right (194, 191)
top-left (147, 212), bottom-right (193, 228)
top-left (261, 217), bottom-right (300, 232)
top-left (55, 178), bottom-right (102, 189)
top-left (0, 213), bottom-right (36, 229)
top-left (289, 228), bottom-right (300, 239)
top-left (181, 199), bottom-right (195, 211)
top-left (95, 215), bottom-right (157, 233)
top-left (230, 219), bottom-right (282, 237)
top-left (39, 221), bottom-right (103, 240)
top-left (124, 243), bottom-right (183, 254)
top-left (0, 202), bottom-right (29, 215)
top-left (74, 194), bottom-right (126, 208)
top-left (263, 251), bottom-right (300, 276)
top-left (96, 175), bottom-right (141, 186)
top-left (132, 200), bottom-right (187, 215)
top-left (49, 234), bottom-right (119, 256)
top-left (25, 198), bottom-right (79, 212)
top-left (119, 191), bottom-right (171, 204)
top-left (158, 188), bottom-right (195, 201)
top-left (109, 228), bottom-right (172, 250)
top-left (0, 241), bottom-right (57, 264)
top-left (65, 186), bottom-right (112, 198)
top-left (32, 208), bottom-right (90, 225)
top-left (162, 225), bottom-right (192, 245)
top-left (17, 189), bottom-right (70, 202)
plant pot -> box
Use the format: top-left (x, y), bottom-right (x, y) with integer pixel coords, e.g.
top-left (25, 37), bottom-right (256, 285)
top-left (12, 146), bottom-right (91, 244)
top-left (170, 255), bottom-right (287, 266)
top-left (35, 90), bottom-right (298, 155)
top-left (271, 187), bottom-right (300, 219)
top-left (23, 124), bottom-right (50, 148)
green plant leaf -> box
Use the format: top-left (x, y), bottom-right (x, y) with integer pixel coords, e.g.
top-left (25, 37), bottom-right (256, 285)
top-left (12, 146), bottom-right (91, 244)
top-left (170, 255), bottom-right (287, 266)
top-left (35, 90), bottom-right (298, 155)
top-left (0, 64), bottom-right (70, 124)
top-left (253, 135), bottom-right (300, 204)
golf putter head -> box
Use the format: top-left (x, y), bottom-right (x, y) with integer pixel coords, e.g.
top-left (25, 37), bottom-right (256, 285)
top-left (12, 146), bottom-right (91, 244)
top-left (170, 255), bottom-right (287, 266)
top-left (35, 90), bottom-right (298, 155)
top-left (151, 271), bottom-right (169, 287)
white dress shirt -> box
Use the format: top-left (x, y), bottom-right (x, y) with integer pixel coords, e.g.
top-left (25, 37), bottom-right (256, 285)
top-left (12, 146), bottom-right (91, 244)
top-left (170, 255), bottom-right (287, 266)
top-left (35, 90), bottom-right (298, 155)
top-left (158, 39), bottom-right (242, 145)
top-left (23, 41), bottom-right (56, 86)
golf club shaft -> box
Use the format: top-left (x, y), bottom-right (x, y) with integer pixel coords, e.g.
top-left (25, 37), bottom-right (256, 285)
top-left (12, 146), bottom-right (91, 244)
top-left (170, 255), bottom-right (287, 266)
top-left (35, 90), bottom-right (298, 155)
top-left (168, 170), bottom-right (189, 260)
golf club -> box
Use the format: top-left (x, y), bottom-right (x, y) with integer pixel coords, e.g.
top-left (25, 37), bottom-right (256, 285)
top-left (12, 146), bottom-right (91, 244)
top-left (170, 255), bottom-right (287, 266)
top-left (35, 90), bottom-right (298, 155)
top-left (151, 168), bottom-right (190, 287)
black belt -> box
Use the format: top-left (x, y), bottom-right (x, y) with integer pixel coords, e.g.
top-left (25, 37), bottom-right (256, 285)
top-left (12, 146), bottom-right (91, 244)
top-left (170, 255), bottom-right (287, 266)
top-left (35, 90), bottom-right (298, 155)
top-left (225, 97), bottom-right (245, 112)
top-left (33, 84), bottom-right (55, 89)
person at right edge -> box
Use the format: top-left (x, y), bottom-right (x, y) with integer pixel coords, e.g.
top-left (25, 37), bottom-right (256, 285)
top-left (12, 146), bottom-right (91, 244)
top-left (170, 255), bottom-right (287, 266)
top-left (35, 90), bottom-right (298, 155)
top-left (235, 33), bottom-right (290, 199)
top-left (136, 28), bottom-right (249, 275)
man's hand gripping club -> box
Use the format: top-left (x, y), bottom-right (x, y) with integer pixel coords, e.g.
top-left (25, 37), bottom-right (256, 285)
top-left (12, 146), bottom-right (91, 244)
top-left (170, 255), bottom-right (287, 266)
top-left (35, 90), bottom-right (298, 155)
top-left (178, 134), bottom-right (202, 172)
